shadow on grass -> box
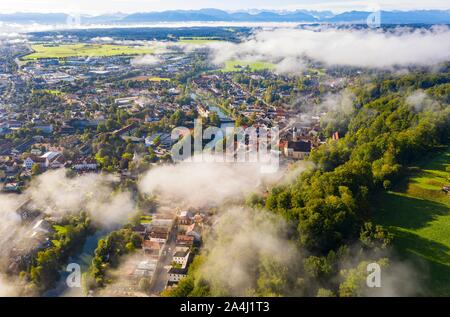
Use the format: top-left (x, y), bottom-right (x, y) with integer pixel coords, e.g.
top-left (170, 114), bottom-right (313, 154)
top-left (389, 228), bottom-right (450, 296)
top-left (375, 192), bottom-right (449, 230)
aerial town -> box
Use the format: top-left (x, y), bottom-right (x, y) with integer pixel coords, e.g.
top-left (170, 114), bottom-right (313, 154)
top-left (0, 11), bottom-right (449, 300)
top-left (0, 28), bottom-right (344, 295)
top-left (0, 28), bottom-right (357, 296)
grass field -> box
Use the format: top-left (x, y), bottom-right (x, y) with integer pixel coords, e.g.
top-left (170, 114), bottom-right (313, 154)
top-left (375, 148), bottom-right (450, 295)
top-left (37, 89), bottom-right (65, 96)
top-left (147, 77), bottom-right (170, 82)
top-left (23, 44), bottom-right (155, 60)
top-left (140, 215), bottom-right (153, 224)
top-left (220, 60), bottom-right (275, 72)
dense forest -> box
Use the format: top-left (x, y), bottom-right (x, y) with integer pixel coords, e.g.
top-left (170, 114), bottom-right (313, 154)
top-left (29, 27), bottom-right (251, 42)
top-left (164, 70), bottom-right (450, 297)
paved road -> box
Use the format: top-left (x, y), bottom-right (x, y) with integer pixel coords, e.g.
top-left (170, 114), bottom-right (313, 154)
top-left (149, 227), bottom-right (177, 294)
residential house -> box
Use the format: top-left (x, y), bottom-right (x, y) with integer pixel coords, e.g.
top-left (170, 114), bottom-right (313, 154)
top-left (72, 158), bottom-right (97, 171)
top-left (142, 240), bottom-right (163, 258)
top-left (186, 223), bottom-right (202, 242)
top-left (168, 267), bottom-right (188, 283)
top-left (176, 235), bottom-right (195, 248)
top-left (177, 211), bottom-right (194, 232)
top-left (284, 140), bottom-right (312, 160)
top-left (173, 247), bottom-right (190, 268)
top-left (145, 133), bottom-right (174, 149)
top-left (41, 151), bottom-right (65, 169)
top-left (23, 155), bottom-right (46, 170)
top-left (149, 227), bottom-right (169, 243)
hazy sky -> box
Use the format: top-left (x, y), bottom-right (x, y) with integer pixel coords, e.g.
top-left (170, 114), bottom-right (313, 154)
top-left (1, 0), bottom-right (449, 15)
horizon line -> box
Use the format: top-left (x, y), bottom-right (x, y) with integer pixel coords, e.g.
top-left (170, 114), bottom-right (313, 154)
top-left (1, 7), bottom-right (450, 17)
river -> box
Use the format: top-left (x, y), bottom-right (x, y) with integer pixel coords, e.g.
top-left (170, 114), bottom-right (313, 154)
top-left (44, 230), bottom-right (110, 297)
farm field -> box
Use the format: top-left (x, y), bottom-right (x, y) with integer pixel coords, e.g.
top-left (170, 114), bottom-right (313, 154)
top-left (23, 44), bottom-right (155, 60)
top-left (375, 148), bottom-right (450, 295)
top-left (220, 60), bottom-right (275, 72)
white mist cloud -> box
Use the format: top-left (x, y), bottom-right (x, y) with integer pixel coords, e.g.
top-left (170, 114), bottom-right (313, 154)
top-left (204, 26), bottom-right (450, 71)
top-left (138, 156), bottom-right (282, 209)
top-left (91, 36), bottom-right (114, 43)
top-left (274, 56), bottom-right (307, 75)
top-left (198, 207), bottom-right (299, 296)
top-left (0, 170), bottom-right (136, 296)
top-left (26, 169), bottom-right (136, 228)
top-left (0, 274), bottom-right (20, 297)
top-left (337, 247), bottom-right (422, 297)
top-left (131, 54), bottom-right (161, 66)
top-left (0, 196), bottom-right (31, 264)
top-left (319, 90), bottom-right (356, 114)
top-left (406, 90), bottom-right (441, 112)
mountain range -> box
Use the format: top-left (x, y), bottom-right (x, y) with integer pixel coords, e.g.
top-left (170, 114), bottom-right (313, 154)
top-left (1, 9), bottom-right (449, 25)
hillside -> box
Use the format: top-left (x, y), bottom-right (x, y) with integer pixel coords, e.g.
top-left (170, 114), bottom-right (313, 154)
top-left (375, 148), bottom-right (450, 295)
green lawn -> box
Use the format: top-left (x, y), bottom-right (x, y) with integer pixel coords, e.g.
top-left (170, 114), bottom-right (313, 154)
top-left (375, 148), bottom-right (450, 296)
top-left (140, 215), bottom-right (153, 224)
top-left (148, 77), bottom-right (170, 82)
top-left (220, 60), bottom-right (275, 73)
top-left (38, 89), bottom-right (65, 96)
top-left (23, 44), bottom-right (155, 60)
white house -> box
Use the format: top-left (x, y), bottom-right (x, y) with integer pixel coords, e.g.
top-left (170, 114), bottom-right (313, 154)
top-left (73, 158), bottom-right (98, 171)
top-left (23, 155), bottom-right (46, 170)
top-left (173, 247), bottom-right (190, 268)
top-left (23, 157), bottom-right (35, 170)
top-left (168, 267), bottom-right (188, 283)
top-left (30, 149), bottom-right (42, 156)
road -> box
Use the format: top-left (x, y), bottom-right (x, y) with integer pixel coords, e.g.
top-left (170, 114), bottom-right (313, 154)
top-left (149, 226), bottom-right (177, 294)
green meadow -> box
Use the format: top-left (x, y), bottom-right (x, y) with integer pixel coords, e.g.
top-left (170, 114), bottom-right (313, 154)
top-left (375, 148), bottom-right (450, 295)
top-left (38, 89), bottom-right (65, 96)
top-left (140, 215), bottom-right (153, 224)
top-left (23, 44), bottom-right (155, 60)
top-left (220, 60), bottom-right (275, 72)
